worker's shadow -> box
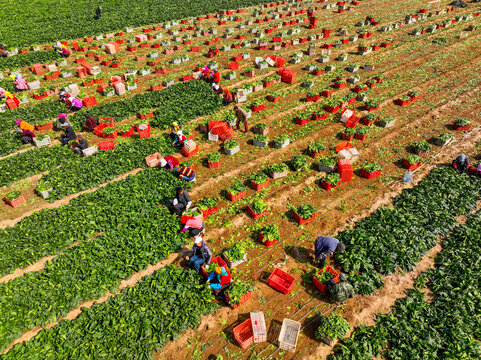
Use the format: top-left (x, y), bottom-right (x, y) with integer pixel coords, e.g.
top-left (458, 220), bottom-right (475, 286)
top-left (267, 319), bottom-right (283, 343)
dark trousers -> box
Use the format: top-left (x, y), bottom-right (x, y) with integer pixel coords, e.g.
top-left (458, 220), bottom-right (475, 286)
top-left (169, 199), bottom-right (185, 215)
top-left (236, 119), bottom-right (248, 132)
top-left (70, 106), bottom-right (81, 111)
top-left (61, 134), bottom-right (71, 145)
top-left (189, 255), bottom-right (204, 272)
top-left (317, 254), bottom-right (327, 269)
top-left (223, 99), bottom-right (233, 106)
top-left (21, 136), bottom-right (33, 144)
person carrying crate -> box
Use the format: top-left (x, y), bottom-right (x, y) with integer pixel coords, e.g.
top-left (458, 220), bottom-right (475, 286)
top-left (185, 236), bottom-right (212, 273)
top-left (326, 273), bottom-right (355, 303)
top-left (314, 236), bottom-right (346, 269)
top-left (207, 266), bottom-right (232, 295)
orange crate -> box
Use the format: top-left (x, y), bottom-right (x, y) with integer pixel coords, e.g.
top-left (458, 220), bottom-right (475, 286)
top-left (268, 268), bottom-right (295, 294)
top-left (233, 318), bottom-right (254, 349)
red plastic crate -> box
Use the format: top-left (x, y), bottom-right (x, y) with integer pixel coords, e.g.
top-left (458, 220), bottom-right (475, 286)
top-left (98, 141), bottom-right (115, 150)
top-left (313, 266), bottom-right (339, 292)
top-left (247, 206), bottom-right (268, 219)
top-left (4, 195), bottom-right (26, 208)
top-left (182, 146), bottom-right (199, 158)
top-left (259, 233), bottom-right (278, 247)
top-left (250, 179), bottom-right (269, 191)
top-left (268, 268), bottom-right (295, 294)
top-left (200, 256), bottom-right (229, 278)
top-left (233, 318), bottom-right (254, 349)
top-left (202, 207), bottom-right (218, 218)
top-left (225, 291), bottom-right (253, 309)
top-left (227, 190), bottom-right (247, 202)
top-left (403, 160), bottom-right (421, 170)
top-left (362, 169), bottom-right (381, 179)
top-left (293, 212), bottom-right (316, 225)
top-left (207, 161), bottom-right (220, 169)
top-left (321, 181), bottom-right (340, 190)
top-left (94, 123), bottom-right (109, 137)
top-left (36, 122), bottom-right (53, 131)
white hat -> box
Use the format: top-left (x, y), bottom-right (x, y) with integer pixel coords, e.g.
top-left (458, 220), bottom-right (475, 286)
top-left (68, 97), bottom-right (74, 102)
top-left (214, 84), bottom-right (219, 90)
top-left (194, 236), bottom-right (203, 245)
top-left (160, 158), bottom-right (167, 167)
top-left (176, 130), bottom-right (183, 135)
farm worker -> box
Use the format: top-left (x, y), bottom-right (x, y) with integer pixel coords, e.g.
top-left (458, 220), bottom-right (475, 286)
top-left (13, 75), bottom-right (28, 91)
top-left (55, 113), bottom-right (71, 130)
top-left (15, 120), bottom-right (35, 132)
top-left (223, 89), bottom-right (233, 105)
top-left (95, 6), bottom-right (103, 20)
top-left (314, 236), bottom-right (346, 269)
top-left (176, 166), bottom-right (196, 182)
top-left (59, 46), bottom-right (71, 58)
top-left (170, 121), bottom-right (183, 141)
top-left (213, 84), bottom-right (222, 94)
top-left (3, 90), bottom-right (19, 105)
top-left (233, 105), bottom-right (249, 132)
top-left (73, 134), bottom-right (89, 155)
top-left (20, 128), bottom-right (36, 145)
top-left (172, 130), bottom-right (187, 147)
top-left (207, 266), bottom-right (232, 295)
top-left (0, 47), bottom-right (6, 58)
top-left (169, 187), bottom-right (192, 215)
top-left (452, 154), bottom-right (470, 173)
top-left (66, 96), bottom-right (83, 111)
top-left (60, 123), bottom-right (77, 145)
top-left (185, 236), bottom-right (212, 273)
top-left (0, 88), bottom-right (5, 99)
top-left (180, 215), bottom-right (205, 236)
top-left (327, 273), bottom-right (355, 303)
top-left (82, 114), bottom-right (97, 132)
top-left (53, 41), bottom-right (62, 51)
top-left (213, 71), bottom-right (221, 84)
top-left (160, 157), bottom-right (174, 172)
top-left (58, 91), bottom-right (69, 102)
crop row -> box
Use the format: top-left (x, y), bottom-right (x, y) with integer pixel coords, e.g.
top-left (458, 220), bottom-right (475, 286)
top-left (0, 168), bottom-right (186, 278)
top-left (0, 174), bottom-right (186, 351)
top-left (69, 80), bottom-right (223, 129)
top-left (0, 50), bottom-right (59, 71)
top-left (0, 145), bottom-right (75, 187)
top-left (329, 210), bottom-right (481, 360)
top-left (335, 167), bottom-right (481, 294)
top-left (0, 100), bottom-right (66, 133)
top-left (0, 133), bottom-right (22, 158)
top-left (38, 137), bottom-right (176, 199)
top-left (1, 0), bottom-right (274, 47)
top-left (1, 265), bottom-right (218, 359)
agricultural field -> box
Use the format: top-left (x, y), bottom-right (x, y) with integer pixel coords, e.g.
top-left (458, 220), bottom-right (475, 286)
top-left (0, 0), bottom-right (481, 359)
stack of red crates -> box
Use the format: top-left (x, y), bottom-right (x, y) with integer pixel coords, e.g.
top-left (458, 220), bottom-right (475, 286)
top-left (338, 159), bottom-right (353, 182)
top-left (281, 69), bottom-right (296, 84)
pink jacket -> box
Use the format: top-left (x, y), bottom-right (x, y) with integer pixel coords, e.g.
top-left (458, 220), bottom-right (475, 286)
top-left (14, 78), bottom-right (28, 90)
top-left (185, 217), bottom-right (203, 229)
top-left (62, 48), bottom-right (71, 55)
top-left (72, 98), bottom-right (82, 108)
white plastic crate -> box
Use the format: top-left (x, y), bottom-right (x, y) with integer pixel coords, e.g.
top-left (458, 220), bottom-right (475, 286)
top-left (208, 132), bottom-right (219, 142)
top-left (184, 140), bottom-right (196, 152)
top-left (33, 136), bottom-right (51, 147)
top-left (278, 319), bottom-right (301, 352)
top-left (250, 312), bottom-right (267, 343)
top-left (82, 146), bottom-right (98, 157)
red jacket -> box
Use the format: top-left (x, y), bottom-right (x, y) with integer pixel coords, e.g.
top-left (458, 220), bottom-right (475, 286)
top-left (213, 72), bottom-right (220, 82)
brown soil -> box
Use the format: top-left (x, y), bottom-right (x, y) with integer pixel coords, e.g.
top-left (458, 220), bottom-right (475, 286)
top-left (2, 0), bottom-right (481, 358)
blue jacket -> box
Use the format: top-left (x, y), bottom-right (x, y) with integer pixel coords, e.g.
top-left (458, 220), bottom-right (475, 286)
top-left (315, 236), bottom-right (339, 259)
top-left (189, 243), bottom-right (212, 264)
